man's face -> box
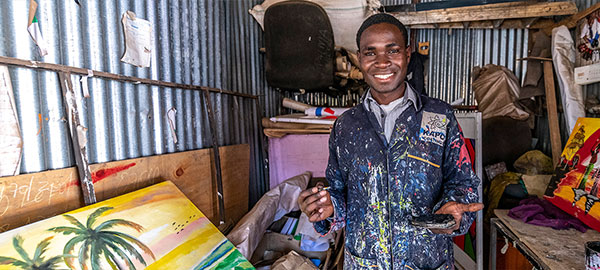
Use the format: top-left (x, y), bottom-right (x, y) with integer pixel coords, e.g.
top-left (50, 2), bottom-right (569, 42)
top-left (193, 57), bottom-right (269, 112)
top-left (358, 23), bottom-right (411, 104)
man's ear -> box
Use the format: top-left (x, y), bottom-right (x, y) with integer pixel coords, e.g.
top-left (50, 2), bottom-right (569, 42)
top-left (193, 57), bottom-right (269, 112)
top-left (405, 46), bottom-right (411, 61)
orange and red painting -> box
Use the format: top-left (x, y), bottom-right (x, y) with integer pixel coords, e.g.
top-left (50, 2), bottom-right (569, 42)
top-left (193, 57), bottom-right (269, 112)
top-left (545, 118), bottom-right (600, 231)
top-left (0, 181), bottom-right (254, 269)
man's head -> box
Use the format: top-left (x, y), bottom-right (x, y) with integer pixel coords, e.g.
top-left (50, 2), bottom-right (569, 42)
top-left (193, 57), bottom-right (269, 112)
top-left (356, 13), bottom-right (408, 49)
top-left (356, 13), bottom-right (411, 105)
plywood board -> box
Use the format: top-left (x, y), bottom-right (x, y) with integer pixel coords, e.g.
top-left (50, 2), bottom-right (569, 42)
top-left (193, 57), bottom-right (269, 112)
top-left (0, 144), bottom-right (249, 233)
top-left (0, 181), bottom-right (253, 270)
top-left (214, 144), bottom-right (250, 226)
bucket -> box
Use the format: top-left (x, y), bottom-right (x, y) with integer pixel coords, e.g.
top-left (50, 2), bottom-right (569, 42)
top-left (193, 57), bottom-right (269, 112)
top-left (586, 241), bottom-right (600, 270)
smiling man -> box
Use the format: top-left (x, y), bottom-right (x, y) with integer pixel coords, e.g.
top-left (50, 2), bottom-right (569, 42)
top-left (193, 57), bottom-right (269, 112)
top-left (298, 13), bottom-right (483, 269)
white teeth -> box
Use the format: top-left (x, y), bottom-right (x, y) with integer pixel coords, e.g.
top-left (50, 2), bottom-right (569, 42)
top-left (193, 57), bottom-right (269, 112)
top-left (374, 74), bottom-right (393, 79)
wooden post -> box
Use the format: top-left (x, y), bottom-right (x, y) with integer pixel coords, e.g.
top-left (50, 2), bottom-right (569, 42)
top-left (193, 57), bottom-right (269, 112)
top-left (517, 57), bottom-right (562, 166)
top-left (542, 61), bottom-right (562, 166)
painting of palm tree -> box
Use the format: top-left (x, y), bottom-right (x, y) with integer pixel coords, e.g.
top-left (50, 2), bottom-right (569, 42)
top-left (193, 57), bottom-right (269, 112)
top-left (48, 206), bottom-right (155, 270)
top-left (0, 235), bottom-right (69, 270)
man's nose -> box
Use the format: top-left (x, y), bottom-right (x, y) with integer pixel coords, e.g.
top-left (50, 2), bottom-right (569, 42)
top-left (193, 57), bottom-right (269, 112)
top-left (374, 54), bottom-right (391, 68)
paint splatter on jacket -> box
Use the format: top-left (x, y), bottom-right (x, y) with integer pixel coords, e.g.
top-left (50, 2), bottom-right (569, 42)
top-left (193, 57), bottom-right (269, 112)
top-left (315, 92), bottom-right (480, 270)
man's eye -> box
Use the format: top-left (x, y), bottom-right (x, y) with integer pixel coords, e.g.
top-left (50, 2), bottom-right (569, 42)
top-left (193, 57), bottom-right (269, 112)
top-left (389, 49), bottom-right (400, 54)
top-left (364, 52), bottom-right (375, 56)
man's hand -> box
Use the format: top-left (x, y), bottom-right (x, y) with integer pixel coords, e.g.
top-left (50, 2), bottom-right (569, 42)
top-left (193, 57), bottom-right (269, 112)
top-left (298, 183), bottom-right (334, 222)
top-left (431, 202), bottom-right (484, 234)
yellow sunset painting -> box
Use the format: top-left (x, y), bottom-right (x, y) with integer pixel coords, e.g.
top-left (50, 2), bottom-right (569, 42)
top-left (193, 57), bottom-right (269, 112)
top-left (0, 181), bottom-right (254, 270)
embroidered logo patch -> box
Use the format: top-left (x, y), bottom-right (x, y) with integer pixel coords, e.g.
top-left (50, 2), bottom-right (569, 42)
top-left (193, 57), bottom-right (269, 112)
top-left (419, 111), bottom-right (448, 146)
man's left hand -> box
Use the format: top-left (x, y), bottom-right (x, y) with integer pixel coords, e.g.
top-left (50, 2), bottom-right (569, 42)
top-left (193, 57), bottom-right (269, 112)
top-left (431, 202), bottom-right (484, 235)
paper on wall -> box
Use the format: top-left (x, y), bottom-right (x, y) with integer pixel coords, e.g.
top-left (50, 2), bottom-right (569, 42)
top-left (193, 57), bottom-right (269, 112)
top-left (0, 66), bottom-right (23, 176)
top-left (27, 0), bottom-right (48, 57)
top-left (121, 11), bottom-right (153, 68)
top-left (167, 108), bottom-right (178, 144)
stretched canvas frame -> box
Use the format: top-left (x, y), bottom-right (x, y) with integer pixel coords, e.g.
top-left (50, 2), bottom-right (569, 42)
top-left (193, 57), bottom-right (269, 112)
top-left (0, 181), bottom-right (254, 269)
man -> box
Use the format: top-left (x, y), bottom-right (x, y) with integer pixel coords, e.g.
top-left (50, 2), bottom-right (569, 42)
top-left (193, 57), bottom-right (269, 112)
top-left (298, 13), bottom-right (483, 269)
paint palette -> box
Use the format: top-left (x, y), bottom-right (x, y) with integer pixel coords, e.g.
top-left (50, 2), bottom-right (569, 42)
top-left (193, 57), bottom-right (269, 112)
top-left (0, 181), bottom-right (254, 269)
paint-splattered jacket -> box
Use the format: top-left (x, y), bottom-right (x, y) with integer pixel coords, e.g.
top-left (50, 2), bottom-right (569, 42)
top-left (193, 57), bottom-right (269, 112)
top-left (315, 93), bottom-right (479, 270)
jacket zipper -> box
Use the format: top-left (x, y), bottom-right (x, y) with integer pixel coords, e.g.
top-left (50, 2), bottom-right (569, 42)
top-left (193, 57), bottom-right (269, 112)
top-left (382, 109), bottom-right (394, 269)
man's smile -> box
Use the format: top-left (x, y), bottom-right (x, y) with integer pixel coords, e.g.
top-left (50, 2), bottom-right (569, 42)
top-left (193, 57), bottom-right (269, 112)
top-left (373, 73), bottom-right (394, 80)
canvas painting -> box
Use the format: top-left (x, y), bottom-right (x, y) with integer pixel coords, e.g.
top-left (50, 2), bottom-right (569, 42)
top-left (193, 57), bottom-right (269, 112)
top-left (0, 181), bottom-right (254, 270)
top-left (545, 118), bottom-right (600, 231)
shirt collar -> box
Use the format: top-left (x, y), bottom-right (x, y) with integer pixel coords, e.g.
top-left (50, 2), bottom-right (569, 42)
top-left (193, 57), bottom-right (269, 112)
top-left (363, 82), bottom-right (420, 112)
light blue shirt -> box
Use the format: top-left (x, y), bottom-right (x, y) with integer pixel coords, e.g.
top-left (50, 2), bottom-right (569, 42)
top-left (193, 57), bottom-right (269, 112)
top-left (363, 82), bottom-right (419, 142)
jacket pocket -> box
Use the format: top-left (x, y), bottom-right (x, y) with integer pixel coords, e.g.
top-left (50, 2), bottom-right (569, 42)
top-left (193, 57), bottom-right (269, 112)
top-left (344, 248), bottom-right (378, 269)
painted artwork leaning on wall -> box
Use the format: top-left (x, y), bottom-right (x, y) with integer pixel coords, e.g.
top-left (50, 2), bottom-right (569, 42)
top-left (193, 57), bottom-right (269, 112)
top-left (545, 118), bottom-right (600, 232)
top-left (0, 181), bottom-right (254, 270)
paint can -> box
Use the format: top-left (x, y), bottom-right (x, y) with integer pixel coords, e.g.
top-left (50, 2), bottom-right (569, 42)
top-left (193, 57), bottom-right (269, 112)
top-left (586, 241), bottom-right (600, 270)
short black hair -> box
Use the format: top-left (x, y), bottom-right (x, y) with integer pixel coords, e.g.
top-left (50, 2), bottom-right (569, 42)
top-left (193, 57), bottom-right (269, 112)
top-left (356, 13), bottom-right (409, 50)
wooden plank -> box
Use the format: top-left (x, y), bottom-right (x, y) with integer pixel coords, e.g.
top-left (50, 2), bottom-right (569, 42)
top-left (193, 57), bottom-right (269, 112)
top-left (0, 144), bottom-right (250, 232)
top-left (546, 2), bottom-right (600, 34)
top-left (495, 209), bottom-right (600, 270)
top-left (408, 18), bottom-right (556, 29)
top-left (543, 61), bottom-right (562, 166)
top-left (517, 57), bottom-right (553, 62)
top-left (391, 1), bottom-right (577, 26)
top-left (264, 128), bottom-right (331, 138)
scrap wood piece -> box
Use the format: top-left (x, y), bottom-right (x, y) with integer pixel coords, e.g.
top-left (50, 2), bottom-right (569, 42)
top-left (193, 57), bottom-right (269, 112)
top-left (545, 2), bottom-right (600, 34)
top-left (262, 117), bottom-right (332, 130)
top-left (408, 18), bottom-right (556, 29)
top-left (264, 128), bottom-right (331, 138)
top-left (391, 1), bottom-right (577, 26)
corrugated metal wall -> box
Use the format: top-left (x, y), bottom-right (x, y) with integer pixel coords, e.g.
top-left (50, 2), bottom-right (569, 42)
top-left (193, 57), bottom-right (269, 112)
top-left (0, 0), bottom-right (284, 205)
top-left (2, 0), bottom-right (599, 205)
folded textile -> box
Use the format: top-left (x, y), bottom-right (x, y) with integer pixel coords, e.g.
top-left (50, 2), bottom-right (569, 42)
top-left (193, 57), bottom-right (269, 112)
top-left (508, 197), bottom-right (588, 232)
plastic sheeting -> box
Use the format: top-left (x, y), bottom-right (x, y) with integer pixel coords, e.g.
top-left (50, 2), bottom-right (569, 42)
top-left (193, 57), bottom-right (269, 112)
top-left (552, 26), bottom-right (585, 134)
top-left (472, 64), bottom-right (529, 120)
top-left (228, 171), bottom-right (311, 259)
top-left (250, 0), bottom-right (381, 51)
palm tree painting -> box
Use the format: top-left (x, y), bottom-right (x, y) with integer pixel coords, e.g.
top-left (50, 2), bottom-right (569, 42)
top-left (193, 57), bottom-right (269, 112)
top-left (0, 235), bottom-right (69, 270)
top-left (0, 181), bottom-right (254, 270)
top-left (48, 206), bottom-right (155, 270)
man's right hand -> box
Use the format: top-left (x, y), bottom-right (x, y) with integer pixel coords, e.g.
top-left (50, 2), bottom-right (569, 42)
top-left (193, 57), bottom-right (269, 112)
top-left (298, 183), bottom-right (334, 222)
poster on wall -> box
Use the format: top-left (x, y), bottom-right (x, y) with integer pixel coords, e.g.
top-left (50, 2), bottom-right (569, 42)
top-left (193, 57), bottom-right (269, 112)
top-left (0, 181), bottom-right (254, 269)
top-left (575, 8), bottom-right (600, 85)
top-left (545, 118), bottom-right (600, 232)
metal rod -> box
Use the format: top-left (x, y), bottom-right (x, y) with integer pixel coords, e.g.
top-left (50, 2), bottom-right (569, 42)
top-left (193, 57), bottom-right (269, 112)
top-left (0, 55), bottom-right (258, 100)
top-left (203, 89), bottom-right (226, 226)
top-left (489, 218), bottom-right (498, 270)
top-left (58, 72), bottom-right (97, 205)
